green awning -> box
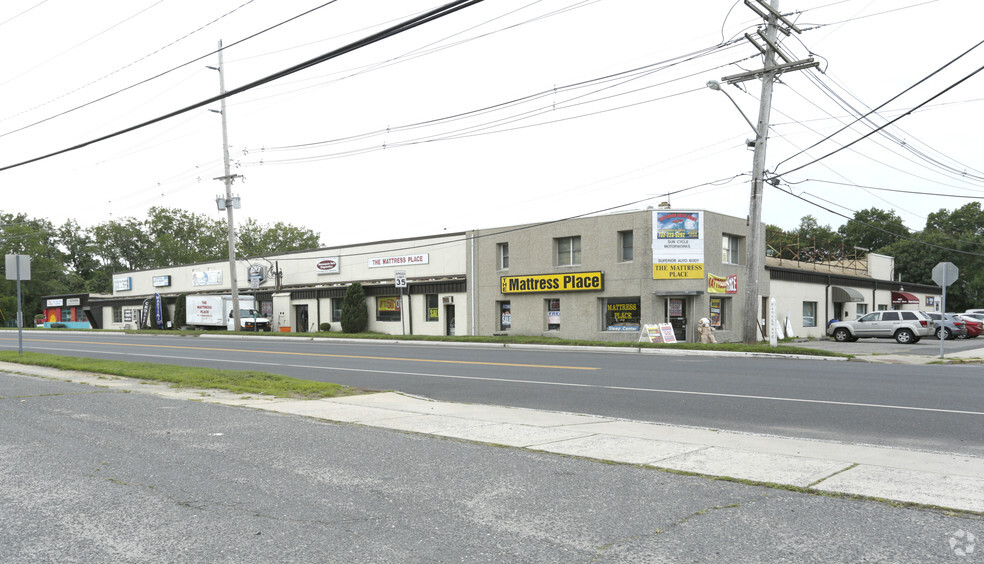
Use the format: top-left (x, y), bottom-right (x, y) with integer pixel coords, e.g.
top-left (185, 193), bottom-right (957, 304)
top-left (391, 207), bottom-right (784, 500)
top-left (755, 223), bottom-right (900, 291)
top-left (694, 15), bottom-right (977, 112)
top-left (832, 286), bottom-right (864, 302)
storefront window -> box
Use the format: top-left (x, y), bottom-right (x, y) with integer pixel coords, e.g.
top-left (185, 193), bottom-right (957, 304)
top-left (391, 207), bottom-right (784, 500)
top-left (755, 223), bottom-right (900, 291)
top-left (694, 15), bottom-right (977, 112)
top-left (547, 299), bottom-right (560, 330)
top-left (376, 296), bottom-right (401, 322)
top-left (605, 298), bottom-right (640, 331)
top-left (709, 298), bottom-right (724, 329)
top-left (803, 302), bottom-right (817, 327)
top-left (331, 298), bottom-right (343, 322)
top-left (426, 294), bottom-right (439, 321)
top-left (498, 301), bottom-right (511, 331)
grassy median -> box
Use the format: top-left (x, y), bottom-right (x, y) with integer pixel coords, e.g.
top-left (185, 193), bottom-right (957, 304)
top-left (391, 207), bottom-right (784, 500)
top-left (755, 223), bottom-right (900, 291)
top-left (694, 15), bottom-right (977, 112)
top-left (0, 351), bottom-right (367, 399)
top-left (86, 328), bottom-right (846, 358)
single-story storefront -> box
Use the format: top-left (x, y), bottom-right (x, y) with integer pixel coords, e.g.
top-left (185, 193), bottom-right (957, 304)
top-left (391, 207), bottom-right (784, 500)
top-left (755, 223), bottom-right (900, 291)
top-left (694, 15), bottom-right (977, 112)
top-left (43, 207), bottom-right (944, 343)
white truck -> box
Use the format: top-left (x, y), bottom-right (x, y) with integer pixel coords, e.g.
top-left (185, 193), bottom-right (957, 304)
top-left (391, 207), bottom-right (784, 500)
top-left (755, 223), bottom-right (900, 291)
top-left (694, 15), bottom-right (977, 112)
top-left (185, 294), bottom-right (272, 331)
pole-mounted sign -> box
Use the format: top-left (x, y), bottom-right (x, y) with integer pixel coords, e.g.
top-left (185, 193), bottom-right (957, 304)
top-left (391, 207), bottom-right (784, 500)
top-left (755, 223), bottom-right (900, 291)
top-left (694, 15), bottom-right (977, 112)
top-left (5, 254), bottom-right (31, 354)
top-left (931, 261), bottom-right (959, 359)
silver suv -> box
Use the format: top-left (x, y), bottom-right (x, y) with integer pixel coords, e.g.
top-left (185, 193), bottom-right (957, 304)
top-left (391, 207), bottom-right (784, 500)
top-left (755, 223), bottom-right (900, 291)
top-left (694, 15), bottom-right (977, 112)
top-left (826, 310), bottom-right (933, 344)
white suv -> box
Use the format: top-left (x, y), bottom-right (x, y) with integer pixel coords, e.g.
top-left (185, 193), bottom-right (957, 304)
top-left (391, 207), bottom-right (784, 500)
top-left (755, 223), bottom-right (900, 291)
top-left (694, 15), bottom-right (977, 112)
top-left (826, 310), bottom-right (934, 344)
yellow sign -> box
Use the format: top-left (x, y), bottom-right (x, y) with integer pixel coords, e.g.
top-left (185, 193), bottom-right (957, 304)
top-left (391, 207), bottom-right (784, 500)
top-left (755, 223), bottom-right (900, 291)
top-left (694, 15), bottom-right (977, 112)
top-left (501, 272), bottom-right (604, 294)
top-left (653, 263), bottom-right (704, 279)
top-left (377, 297), bottom-right (401, 311)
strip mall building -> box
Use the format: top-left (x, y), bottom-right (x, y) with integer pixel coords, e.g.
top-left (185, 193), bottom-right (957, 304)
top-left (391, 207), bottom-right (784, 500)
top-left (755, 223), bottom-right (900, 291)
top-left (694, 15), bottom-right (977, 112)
top-left (44, 207), bottom-right (941, 342)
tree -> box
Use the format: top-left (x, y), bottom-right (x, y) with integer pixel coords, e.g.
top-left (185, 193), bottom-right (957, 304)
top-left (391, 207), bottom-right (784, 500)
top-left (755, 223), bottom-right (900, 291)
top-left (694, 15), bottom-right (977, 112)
top-left (144, 207), bottom-right (226, 266)
top-left (340, 282), bottom-right (368, 333)
top-left (795, 215), bottom-right (841, 247)
top-left (0, 212), bottom-right (73, 318)
top-left (837, 208), bottom-right (909, 253)
top-left (237, 218), bottom-right (321, 256)
top-left (882, 202), bottom-right (984, 312)
top-left (91, 217), bottom-right (152, 272)
top-left (173, 294), bottom-right (187, 328)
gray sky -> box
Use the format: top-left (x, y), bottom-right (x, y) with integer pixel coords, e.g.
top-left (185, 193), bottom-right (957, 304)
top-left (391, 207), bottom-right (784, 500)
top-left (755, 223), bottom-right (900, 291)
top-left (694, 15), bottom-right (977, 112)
top-left (1, 0), bottom-right (982, 246)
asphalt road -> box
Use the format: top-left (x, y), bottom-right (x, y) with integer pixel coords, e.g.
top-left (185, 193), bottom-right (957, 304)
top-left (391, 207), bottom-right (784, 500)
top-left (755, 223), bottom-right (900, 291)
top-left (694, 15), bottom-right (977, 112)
top-left (3, 332), bottom-right (983, 457)
top-left (2, 371), bottom-right (979, 563)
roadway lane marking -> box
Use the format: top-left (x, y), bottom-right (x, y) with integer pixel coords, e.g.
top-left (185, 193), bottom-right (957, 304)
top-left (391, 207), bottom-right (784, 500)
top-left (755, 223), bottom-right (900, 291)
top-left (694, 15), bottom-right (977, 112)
top-left (3, 337), bottom-right (599, 371)
top-left (15, 344), bottom-right (984, 418)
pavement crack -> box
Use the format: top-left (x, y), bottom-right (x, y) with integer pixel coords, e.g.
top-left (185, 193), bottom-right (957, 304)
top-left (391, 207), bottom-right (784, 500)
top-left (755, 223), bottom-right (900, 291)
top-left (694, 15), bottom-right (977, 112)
top-left (808, 462), bottom-right (859, 488)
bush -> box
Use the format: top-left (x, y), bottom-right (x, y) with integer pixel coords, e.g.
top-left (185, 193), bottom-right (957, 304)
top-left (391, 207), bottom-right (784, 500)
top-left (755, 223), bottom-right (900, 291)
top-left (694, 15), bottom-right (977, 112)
top-left (319, 322), bottom-right (331, 332)
top-left (341, 283), bottom-right (368, 333)
top-left (174, 294), bottom-right (187, 328)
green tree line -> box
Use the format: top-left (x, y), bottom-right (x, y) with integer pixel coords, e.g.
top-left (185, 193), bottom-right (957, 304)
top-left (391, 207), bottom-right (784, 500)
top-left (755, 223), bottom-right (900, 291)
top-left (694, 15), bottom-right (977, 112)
top-left (767, 202), bottom-right (984, 311)
top-left (0, 207), bottom-right (320, 321)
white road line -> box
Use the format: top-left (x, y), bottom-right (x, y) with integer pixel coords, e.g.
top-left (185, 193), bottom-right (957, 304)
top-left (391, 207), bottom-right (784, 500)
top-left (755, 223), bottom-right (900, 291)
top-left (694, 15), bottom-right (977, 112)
top-left (14, 344), bottom-right (984, 417)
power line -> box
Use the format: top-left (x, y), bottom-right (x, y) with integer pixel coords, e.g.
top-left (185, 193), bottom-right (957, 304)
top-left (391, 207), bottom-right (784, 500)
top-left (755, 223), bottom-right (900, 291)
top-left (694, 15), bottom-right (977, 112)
top-left (0, 0), bottom-right (486, 174)
top-left (786, 178), bottom-right (984, 200)
top-left (772, 58), bottom-right (984, 181)
top-left (771, 37), bottom-right (984, 176)
top-left (771, 182), bottom-right (984, 257)
top-left (0, 1), bottom-right (337, 139)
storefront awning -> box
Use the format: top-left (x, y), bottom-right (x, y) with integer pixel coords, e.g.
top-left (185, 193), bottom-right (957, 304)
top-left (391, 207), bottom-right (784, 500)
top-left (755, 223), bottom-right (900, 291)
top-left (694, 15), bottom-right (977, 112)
top-left (832, 286), bottom-right (864, 302)
top-left (891, 291), bottom-right (919, 305)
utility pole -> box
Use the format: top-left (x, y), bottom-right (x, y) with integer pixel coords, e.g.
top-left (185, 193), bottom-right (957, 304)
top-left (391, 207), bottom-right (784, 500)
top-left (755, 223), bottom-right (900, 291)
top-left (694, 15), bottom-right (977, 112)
top-left (716, 0), bottom-right (817, 345)
top-left (209, 40), bottom-right (242, 332)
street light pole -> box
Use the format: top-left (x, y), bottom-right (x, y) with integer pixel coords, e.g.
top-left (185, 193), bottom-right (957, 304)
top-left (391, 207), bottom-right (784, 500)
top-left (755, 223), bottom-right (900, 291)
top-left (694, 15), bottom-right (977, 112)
top-left (708, 5), bottom-right (779, 345)
top-left (710, 1), bottom-right (817, 344)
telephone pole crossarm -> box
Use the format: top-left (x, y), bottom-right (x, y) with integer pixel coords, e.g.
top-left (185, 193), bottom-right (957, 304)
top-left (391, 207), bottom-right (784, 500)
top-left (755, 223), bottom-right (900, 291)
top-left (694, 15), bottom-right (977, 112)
top-left (711, 0), bottom-right (815, 344)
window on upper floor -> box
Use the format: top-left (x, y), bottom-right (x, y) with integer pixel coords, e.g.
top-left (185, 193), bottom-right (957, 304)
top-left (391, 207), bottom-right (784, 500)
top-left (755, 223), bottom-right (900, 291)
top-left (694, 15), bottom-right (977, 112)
top-left (498, 243), bottom-right (509, 270)
top-left (619, 230), bottom-right (633, 262)
top-left (722, 234), bottom-right (741, 264)
top-left (556, 236), bottom-right (581, 266)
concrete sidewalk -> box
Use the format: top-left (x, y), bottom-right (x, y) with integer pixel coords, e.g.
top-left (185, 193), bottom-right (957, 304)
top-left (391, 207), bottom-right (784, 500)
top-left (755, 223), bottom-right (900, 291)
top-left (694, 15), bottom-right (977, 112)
top-left (6, 361), bottom-right (983, 515)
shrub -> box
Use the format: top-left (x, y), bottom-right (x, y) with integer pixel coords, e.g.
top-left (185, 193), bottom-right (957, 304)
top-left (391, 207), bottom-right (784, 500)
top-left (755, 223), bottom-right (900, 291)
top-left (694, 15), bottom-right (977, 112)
top-left (340, 283), bottom-right (368, 333)
top-left (174, 294), bottom-right (187, 328)
top-left (319, 322), bottom-right (331, 332)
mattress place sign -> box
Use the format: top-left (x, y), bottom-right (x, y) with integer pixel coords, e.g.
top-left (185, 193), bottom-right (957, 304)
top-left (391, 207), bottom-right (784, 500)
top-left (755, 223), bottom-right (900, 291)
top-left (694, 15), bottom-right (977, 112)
top-left (653, 210), bottom-right (704, 280)
top-left (368, 253), bottom-right (429, 268)
top-left (500, 271), bottom-right (604, 294)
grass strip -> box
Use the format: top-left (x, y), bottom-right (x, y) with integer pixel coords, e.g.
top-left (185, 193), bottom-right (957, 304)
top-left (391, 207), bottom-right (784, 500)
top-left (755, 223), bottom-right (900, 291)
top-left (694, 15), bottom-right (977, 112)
top-left (14, 328), bottom-right (847, 358)
top-left (0, 351), bottom-right (367, 399)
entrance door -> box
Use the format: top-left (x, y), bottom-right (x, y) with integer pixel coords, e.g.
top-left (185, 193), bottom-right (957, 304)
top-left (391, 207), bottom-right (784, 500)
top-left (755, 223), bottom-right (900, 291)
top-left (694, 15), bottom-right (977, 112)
top-left (295, 305), bottom-right (309, 333)
top-left (445, 305), bottom-right (456, 336)
top-left (665, 298), bottom-right (687, 342)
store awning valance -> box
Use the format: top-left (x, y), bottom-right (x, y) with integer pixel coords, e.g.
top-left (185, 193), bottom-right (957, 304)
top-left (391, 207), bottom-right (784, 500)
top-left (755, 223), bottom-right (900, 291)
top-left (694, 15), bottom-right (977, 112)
top-left (832, 286), bottom-right (864, 302)
top-left (891, 291), bottom-right (919, 305)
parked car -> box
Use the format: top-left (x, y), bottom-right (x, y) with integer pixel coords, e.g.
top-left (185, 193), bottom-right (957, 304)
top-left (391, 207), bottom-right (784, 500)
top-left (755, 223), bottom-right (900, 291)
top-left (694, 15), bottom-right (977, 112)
top-left (925, 312), bottom-right (967, 340)
top-left (826, 310), bottom-right (934, 344)
top-left (961, 312), bottom-right (984, 323)
top-left (964, 309), bottom-right (984, 315)
top-left (950, 313), bottom-right (982, 339)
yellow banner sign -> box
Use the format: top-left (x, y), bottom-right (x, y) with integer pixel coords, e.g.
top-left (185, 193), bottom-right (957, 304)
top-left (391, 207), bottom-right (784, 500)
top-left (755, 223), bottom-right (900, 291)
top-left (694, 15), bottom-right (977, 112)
top-left (500, 272), bottom-right (604, 294)
top-left (707, 273), bottom-right (738, 293)
top-left (653, 263), bottom-right (704, 279)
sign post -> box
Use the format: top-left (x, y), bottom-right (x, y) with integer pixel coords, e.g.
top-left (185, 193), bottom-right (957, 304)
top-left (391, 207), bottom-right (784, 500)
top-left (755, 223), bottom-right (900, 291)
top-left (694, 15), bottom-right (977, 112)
top-left (5, 254), bottom-right (31, 354)
top-left (931, 261), bottom-right (959, 359)
top-left (395, 270), bottom-right (407, 336)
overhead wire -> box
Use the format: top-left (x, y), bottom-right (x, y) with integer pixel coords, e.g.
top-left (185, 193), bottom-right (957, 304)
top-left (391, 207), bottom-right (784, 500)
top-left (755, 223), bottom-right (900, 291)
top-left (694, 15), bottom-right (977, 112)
top-left (246, 44), bottom-right (749, 165)
top-left (771, 37), bottom-right (984, 176)
top-left (0, 0), bottom-right (487, 174)
top-left (0, 0), bottom-right (340, 139)
top-left (771, 181), bottom-right (984, 257)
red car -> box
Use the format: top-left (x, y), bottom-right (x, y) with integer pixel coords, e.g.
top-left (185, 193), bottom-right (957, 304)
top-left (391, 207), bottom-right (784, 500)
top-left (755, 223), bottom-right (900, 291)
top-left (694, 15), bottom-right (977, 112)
top-left (953, 314), bottom-right (982, 338)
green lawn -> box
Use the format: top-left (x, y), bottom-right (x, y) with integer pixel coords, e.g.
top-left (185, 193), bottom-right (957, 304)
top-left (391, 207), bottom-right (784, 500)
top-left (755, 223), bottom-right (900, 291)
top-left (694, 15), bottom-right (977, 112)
top-left (0, 351), bottom-right (367, 399)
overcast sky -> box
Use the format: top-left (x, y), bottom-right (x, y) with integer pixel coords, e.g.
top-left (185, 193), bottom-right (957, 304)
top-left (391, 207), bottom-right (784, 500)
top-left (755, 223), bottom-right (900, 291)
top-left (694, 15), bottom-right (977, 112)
top-left (1, 0), bottom-right (982, 247)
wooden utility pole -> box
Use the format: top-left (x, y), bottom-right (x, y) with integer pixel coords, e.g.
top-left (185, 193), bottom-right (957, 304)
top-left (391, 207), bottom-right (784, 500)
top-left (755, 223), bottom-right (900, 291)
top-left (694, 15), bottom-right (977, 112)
top-left (718, 0), bottom-right (817, 345)
top-left (209, 40), bottom-right (243, 331)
